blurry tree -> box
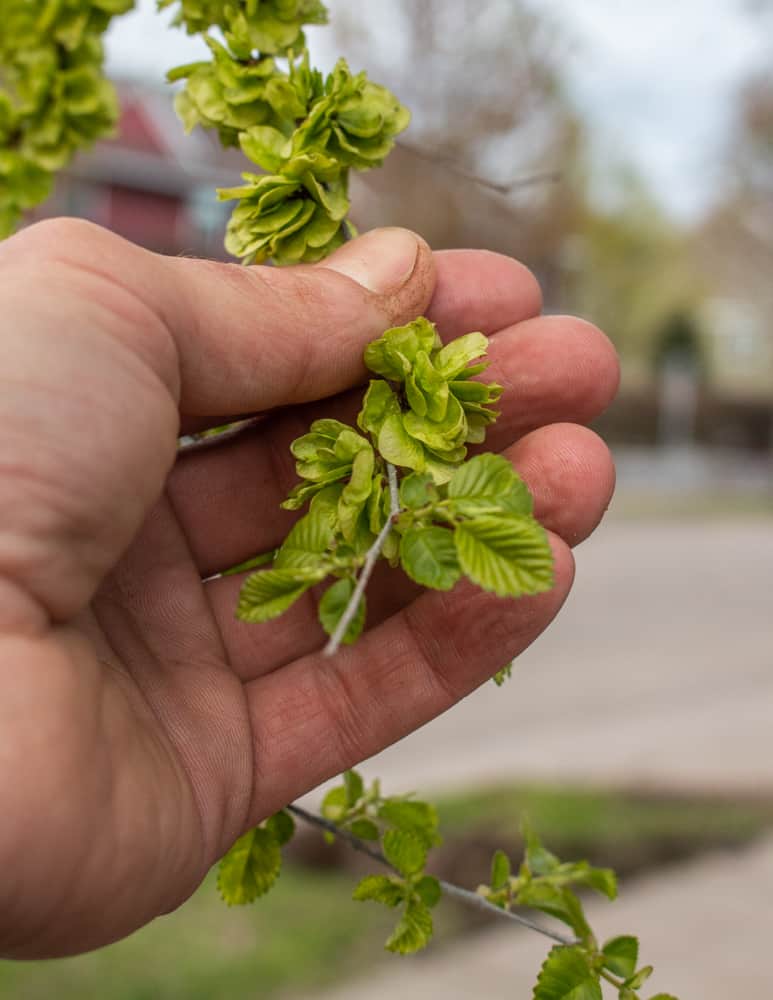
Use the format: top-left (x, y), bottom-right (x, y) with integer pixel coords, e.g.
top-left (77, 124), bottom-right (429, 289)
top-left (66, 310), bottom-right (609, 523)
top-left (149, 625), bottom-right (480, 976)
top-left (568, 178), bottom-right (702, 382)
top-left (320, 0), bottom-right (586, 300)
top-left (700, 70), bottom-right (773, 303)
top-left (731, 72), bottom-right (773, 203)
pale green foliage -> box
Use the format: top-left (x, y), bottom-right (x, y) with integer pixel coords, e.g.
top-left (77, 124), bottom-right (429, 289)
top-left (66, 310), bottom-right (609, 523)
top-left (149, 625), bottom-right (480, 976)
top-left (318, 578), bottom-right (365, 645)
top-left (159, 0), bottom-right (328, 58)
top-left (492, 661), bottom-right (514, 686)
top-left (477, 824), bottom-right (677, 999)
top-left (362, 321), bottom-right (502, 474)
top-left (168, 39), bottom-right (306, 148)
top-left (490, 847), bottom-right (511, 890)
top-left (455, 514), bottom-right (553, 598)
top-left (534, 946), bottom-right (602, 1000)
top-left (601, 936), bottom-right (639, 980)
top-left (235, 318), bottom-right (554, 641)
top-left (0, 0), bottom-right (134, 236)
top-left (215, 55), bottom-right (410, 263)
top-left (165, 0), bottom-right (409, 264)
top-left (217, 809), bottom-right (295, 904)
top-left (319, 770), bottom-right (442, 955)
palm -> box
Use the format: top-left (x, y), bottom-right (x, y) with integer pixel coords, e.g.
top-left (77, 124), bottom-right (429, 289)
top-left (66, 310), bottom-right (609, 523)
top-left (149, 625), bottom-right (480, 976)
top-left (0, 221), bottom-right (618, 958)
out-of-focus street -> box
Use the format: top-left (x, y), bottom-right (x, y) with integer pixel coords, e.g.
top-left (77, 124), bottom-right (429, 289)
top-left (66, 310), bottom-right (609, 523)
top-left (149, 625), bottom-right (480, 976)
top-left (302, 497), bottom-right (773, 999)
top-left (307, 505), bottom-right (773, 798)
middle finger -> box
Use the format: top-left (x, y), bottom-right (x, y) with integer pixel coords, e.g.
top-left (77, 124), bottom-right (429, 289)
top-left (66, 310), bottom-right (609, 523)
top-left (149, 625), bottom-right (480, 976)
top-left (168, 314), bottom-right (618, 577)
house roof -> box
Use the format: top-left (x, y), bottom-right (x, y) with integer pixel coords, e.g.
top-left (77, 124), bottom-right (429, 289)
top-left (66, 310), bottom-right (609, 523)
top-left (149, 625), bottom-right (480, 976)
top-left (69, 79), bottom-right (247, 195)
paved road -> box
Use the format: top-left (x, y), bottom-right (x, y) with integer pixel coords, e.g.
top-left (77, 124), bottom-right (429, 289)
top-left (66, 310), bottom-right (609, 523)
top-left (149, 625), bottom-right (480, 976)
top-left (303, 516), bottom-right (773, 800)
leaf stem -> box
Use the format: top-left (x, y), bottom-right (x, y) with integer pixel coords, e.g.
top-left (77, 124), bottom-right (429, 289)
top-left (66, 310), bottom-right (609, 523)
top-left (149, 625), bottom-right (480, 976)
top-left (286, 803), bottom-right (577, 947)
top-left (599, 968), bottom-right (626, 990)
top-left (323, 463), bottom-right (401, 657)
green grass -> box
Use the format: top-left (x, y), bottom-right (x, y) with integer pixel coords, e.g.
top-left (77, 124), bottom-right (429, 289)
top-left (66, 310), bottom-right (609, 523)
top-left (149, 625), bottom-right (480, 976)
top-left (0, 867), bottom-right (396, 1000)
top-left (434, 784), bottom-right (773, 871)
top-left (608, 492), bottom-right (773, 519)
top-left (3, 784), bottom-right (772, 1000)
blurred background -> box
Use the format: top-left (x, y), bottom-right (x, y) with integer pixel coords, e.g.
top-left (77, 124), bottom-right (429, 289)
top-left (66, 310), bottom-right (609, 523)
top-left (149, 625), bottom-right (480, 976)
top-left (4, 1), bottom-right (773, 997)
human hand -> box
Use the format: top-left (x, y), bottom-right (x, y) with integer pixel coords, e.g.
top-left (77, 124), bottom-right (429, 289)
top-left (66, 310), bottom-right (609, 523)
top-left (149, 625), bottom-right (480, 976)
top-left (0, 219), bottom-right (618, 957)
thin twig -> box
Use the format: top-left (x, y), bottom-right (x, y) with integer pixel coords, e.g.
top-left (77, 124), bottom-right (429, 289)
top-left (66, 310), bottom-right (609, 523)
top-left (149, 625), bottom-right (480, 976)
top-left (386, 461), bottom-right (400, 513)
top-left (392, 141), bottom-right (562, 194)
top-left (323, 463), bottom-right (401, 657)
top-left (286, 803), bottom-right (576, 947)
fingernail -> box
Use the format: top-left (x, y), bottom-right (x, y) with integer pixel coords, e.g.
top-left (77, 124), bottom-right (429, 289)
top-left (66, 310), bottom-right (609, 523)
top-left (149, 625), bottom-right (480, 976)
top-left (320, 227), bottom-right (420, 294)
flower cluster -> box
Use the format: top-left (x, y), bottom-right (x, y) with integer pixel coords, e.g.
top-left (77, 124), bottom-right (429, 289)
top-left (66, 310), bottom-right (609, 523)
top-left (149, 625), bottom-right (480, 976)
top-left (236, 319), bottom-right (553, 644)
top-left (0, 0), bottom-right (133, 237)
top-left (360, 317), bottom-right (503, 482)
top-left (159, 0), bottom-right (328, 58)
top-left (168, 38), bottom-right (305, 148)
top-left (166, 2), bottom-right (410, 263)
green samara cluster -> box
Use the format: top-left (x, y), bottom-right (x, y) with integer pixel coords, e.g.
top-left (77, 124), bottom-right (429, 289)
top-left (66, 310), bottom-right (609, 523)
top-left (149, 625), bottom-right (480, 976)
top-left (158, 0), bottom-right (328, 57)
top-left (164, 1), bottom-right (410, 263)
top-left (0, 0), bottom-right (134, 237)
top-left (236, 317), bottom-right (554, 645)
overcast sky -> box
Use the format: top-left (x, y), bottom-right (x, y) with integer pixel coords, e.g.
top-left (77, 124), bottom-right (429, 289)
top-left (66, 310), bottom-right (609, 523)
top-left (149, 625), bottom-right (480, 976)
top-left (105, 0), bottom-right (771, 221)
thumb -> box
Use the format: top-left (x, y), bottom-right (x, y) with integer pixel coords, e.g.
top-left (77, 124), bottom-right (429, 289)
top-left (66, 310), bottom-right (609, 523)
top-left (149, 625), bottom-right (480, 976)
top-left (143, 223), bottom-right (434, 416)
top-left (0, 220), bottom-right (434, 625)
top-left (7, 220), bottom-right (435, 417)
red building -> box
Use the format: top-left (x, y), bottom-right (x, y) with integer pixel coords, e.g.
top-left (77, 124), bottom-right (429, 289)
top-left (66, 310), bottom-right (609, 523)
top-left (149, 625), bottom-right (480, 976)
top-left (36, 80), bottom-right (246, 259)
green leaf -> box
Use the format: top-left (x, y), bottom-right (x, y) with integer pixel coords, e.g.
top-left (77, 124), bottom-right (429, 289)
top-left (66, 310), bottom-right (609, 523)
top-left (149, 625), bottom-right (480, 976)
top-left (533, 946), bottom-right (602, 1000)
top-left (493, 662), bottom-right (513, 686)
top-left (237, 567), bottom-right (323, 623)
top-left (490, 849), bottom-right (511, 890)
top-left (382, 829), bottom-right (428, 877)
top-left (602, 937), bottom-right (639, 980)
top-left (353, 874), bottom-right (406, 907)
top-left (399, 524), bottom-right (461, 591)
top-left (434, 331), bottom-right (488, 379)
top-left (338, 447), bottom-right (375, 542)
top-left (447, 452), bottom-right (533, 516)
top-left (265, 810), bottom-right (295, 846)
top-left (413, 875), bottom-right (442, 908)
top-left (377, 800), bottom-right (440, 847)
top-left (399, 472), bottom-right (439, 510)
top-left (572, 864), bottom-right (618, 900)
top-left (403, 393), bottom-right (466, 452)
top-left (318, 578), bottom-right (366, 644)
top-left (625, 967), bottom-right (654, 990)
top-left (239, 124), bottom-right (290, 171)
top-left (522, 821), bottom-right (560, 876)
top-left (349, 818), bottom-right (380, 840)
top-left (378, 413), bottom-right (426, 471)
top-left (274, 506), bottom-right (335, 570)
top-left (222, 549), bottom-right (277, 575)
top-left (405, 350), bottom-right (448, 421)
top-left (385, 899), bottom-right (433, 955)
top-left (647, 995), bottom-right (680, 1000)
top-left (343, 769), bottom-right (364, 807)
top-left (217, 827), bottom-right (281, 905)
top-left (516, 882), bottom-right (592, 941)
top-left (321, 785), bottom-right (349, 823)
top-left (455, 514), bottom-right (554, 598)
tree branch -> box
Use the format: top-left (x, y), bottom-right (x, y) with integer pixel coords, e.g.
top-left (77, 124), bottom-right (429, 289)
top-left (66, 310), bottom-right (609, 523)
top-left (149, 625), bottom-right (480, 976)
top-left (323, 463), bottom-right (401, 657)
top-left (286, 803), bottom-right (577, 947)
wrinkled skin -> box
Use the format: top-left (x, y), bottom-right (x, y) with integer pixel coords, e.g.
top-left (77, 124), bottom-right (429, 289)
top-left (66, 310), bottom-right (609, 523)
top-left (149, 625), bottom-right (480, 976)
top-left (0, 220), bottom-right (618, 958)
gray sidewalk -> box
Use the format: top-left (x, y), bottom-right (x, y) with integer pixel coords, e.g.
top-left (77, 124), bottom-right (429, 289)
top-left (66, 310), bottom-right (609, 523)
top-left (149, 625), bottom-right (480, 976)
top-left (299, 514), bottom-right (773, 996)
top-left (306, 516), bottom-right (773, 800)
